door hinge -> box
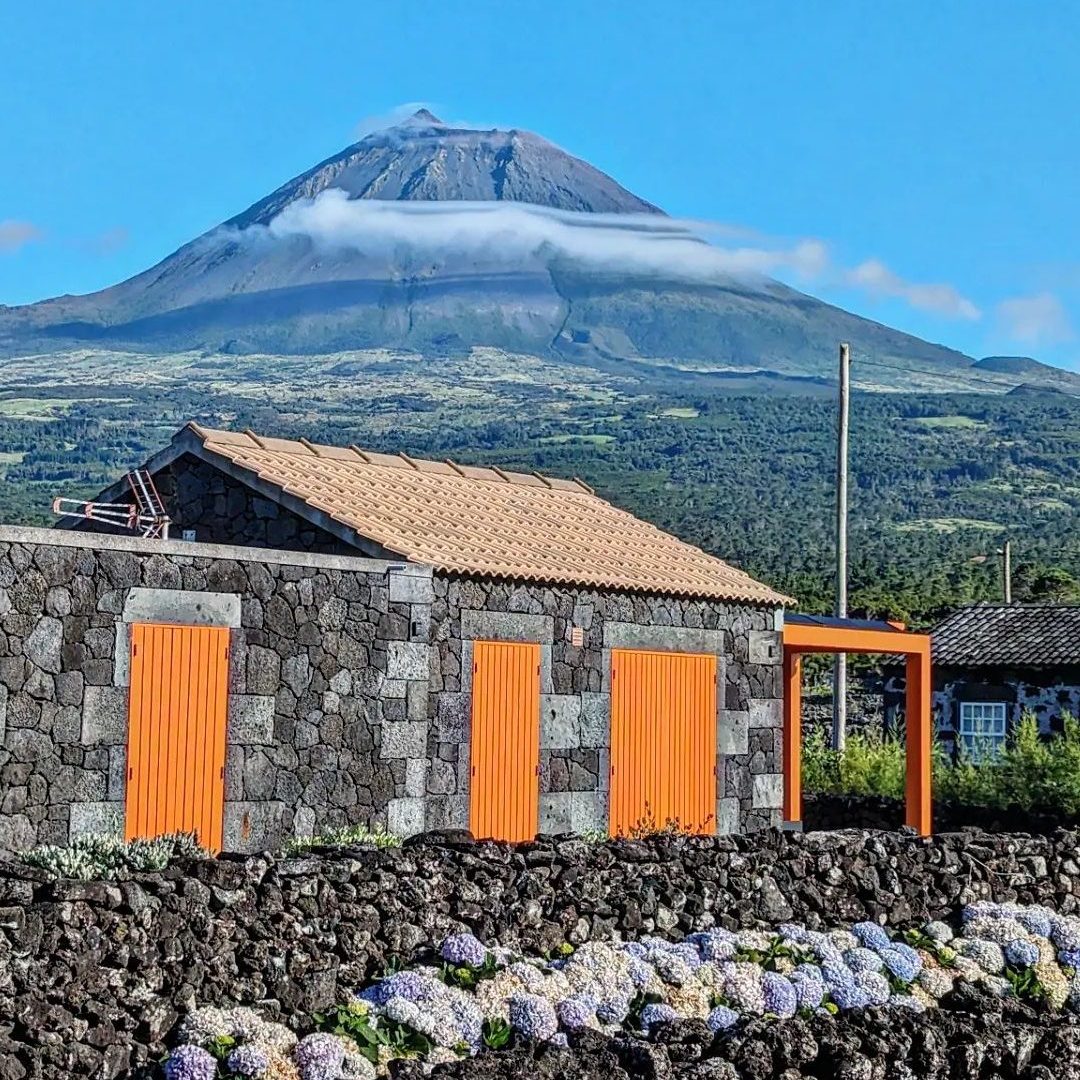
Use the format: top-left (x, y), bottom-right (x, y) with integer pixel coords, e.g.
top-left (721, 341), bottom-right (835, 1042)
top-left (128, 767), bottom-right (133, 781)
top-left (471, 765), bottom-right (476, 777)
top-left (219, 766), bottom-right (225, 780)
top-left (132, 644), bottom-right (138, 657)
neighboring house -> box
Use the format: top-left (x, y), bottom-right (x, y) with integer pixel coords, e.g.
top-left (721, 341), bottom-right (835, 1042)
top-left (0, 422), bottom-right (792, 853)
top-left (885, 602), bottom-right (1080, 757)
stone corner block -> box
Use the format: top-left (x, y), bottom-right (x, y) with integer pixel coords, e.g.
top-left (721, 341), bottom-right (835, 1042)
top-left (81, 685), bottom-right (128, 745)
top-left (718, 710), bottom-right (749, 756)
top-left (228, 695), bottom-right (275, 745)
top-left (749, 699), bottom-right (781, 729)
top-left (570, 791), bottom-right (605, 834)
top-left (380, 721), bottom-right (427, 759)
top-left (69, 801), bottom-right (123, 841)
top-left (752, 773), bottom-right (783, 809)
top-left (717, 797), bottom-right (741, 835)
top-left (386, 641), bottom-right (429, 682)
top-left (748, 630), bottom-right (782, 666)
top-left (539, 792), bottom-right (573, 835)
top-left (222, 800), bottom-right (285, 853)
top-left (388, 570), bottom-right (435, 606)
top-left (387, 797), bottom-right (426, 837)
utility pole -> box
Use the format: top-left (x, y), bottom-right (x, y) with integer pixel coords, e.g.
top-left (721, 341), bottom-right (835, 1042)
top-left (833, 342), bottom-right (850, 751)
top-left (1001, 539), bottom-right (1012, 603)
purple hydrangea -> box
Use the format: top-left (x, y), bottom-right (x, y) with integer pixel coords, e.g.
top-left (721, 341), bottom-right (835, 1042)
top-left (706, 1005), bottom-right (739, 1032)
top-left (440, 933), bottom-right (488, 969)
top-left (294, 1032), bottom-right (345, 1080)
top-left (449, 997), bottom-right (484, 1048)
top-left (1060, 949), bottom-right (1080, 970)
top-left (1004, 939), bottom-right (1040, 968)
top-left (628, 958), bottom-right (654, 988)
top-left (853, 922), bottom-right (892, 951)
top-left (640, 1003), bottom-right (680, 1031)
top-left (761, 972), bottom-right (798, 1019)
top-left (622, 941), bottom-right (649, 960)
top-left (789, 972), bottom-right (826, 1010)
top-left (382, 970), bottom-right (439, 1003)
top-left (557, 995), bottom-right (596, 1030)
top-left (227, 1045), bottom-right (270, 1079)
top-left (820, 959), bottom-right (856, 994)
top-left (509, 994), bottom-right (558, 1042)
top-left (596, 995), bottom-right (632, 1025)
top-left (164, 1045), bottom-right (217, 1080)
top-left (1053, 917), bottom-right (1080, 953)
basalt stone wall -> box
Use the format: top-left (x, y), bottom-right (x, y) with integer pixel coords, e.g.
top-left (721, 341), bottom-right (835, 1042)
top-left (423, 576), bottom-right (784, 837)
top-left (0, 526), bottom-right (432, 852)
top-left (3, 829), bottom-right (1080, 1077)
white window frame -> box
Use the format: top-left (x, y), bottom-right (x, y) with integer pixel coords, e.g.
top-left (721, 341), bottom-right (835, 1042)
top-left (958, 701), bottom-right (1008, 760)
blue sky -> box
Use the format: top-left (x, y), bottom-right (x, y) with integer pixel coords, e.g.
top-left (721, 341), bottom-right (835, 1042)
top-left (1, 1), bottom-right (1077, 367)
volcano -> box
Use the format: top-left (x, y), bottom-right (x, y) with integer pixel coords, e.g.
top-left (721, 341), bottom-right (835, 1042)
top-left (0, 109), bottom-right (1059, 390)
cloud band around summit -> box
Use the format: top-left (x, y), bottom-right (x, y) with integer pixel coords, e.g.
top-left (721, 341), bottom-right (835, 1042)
top-left (260, 188), bottom-right (981, 322)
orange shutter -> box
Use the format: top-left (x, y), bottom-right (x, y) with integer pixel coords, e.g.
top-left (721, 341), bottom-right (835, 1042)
top-left (469, 640), bottom-right (540, 842)
top-left (125, 623), bottom-right (230, 853)
top-left (609, 648), bottom-right (717, 837)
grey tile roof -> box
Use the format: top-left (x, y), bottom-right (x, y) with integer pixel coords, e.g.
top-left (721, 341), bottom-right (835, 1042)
top-left (931, 602), bottom-right (1080, 668)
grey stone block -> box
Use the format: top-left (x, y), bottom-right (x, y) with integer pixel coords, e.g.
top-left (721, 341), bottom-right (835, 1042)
top-left (329, 669), bottom-right (352, 695)
top-left (426, 794), bottom-right (468, 831)
top-left (748, 630), bottom-right (782, 666)
top-left (387, 796), bottom-right (425, 837)
top-left (436, 693), bottom-right (469, 742)
top-left (247, 646), bottom-right (281, 695)
top-left (718, 710), bottom-right (749, 756)
top-left (579, 693), bottom-right (609, 748)
top-left (389, 571), bottom-right (435, 605)
top-left (570, 791), bottom-right (605, 834)
top-left (749, 699), bottom-right (781, 728)
top-left (405, 758), bottom-right (428, 798)
top-left (406, 681), bottom-right (428, 722)
top-left (81, 686), bottom-right (128, 745)
top-left (461, 610), bottom-right (554, 644)
top-left (603, 622), bottom-right (724, 654)
top-left (228, 695), bottom-right (275, 744)
top-left (382, 679), bottom-right (408, 699)
top-left (281, 654), bottom-right (311, 696)
top-left (69, 801), bottom-right (123, 841)
top-left (106, 746), bottom-right (127, 801)
top-left (380, 722), bottom-right (427, 759)
top-left (539, 792), bottom-right (573, 834)
top-left (752, 773), bottom-right (783, 809)
top-left (387, 642), bottom-right (429, 681)
top-left (122, 587), bottom-right (241, 628)
top-left (222, 800), bottom-right (285, 853)
top-left (717, 797), bottom-right (741, 835)
top-left (540, 695), bottom-right (582, 749)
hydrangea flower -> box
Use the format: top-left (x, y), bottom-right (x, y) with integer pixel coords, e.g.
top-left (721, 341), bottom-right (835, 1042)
top-left (596, 994), bottom-right (632, 1025)
top-left (845, 947), bottom-right (885, 974)
top-left (789, 971), bottom-right (826, 1010)
top-left (828, 982), bottom-right (871, 1010)
top-left (164, 1045), bottom-right (217, 1080)
top-left (879, 947), bottom-right (920, 984)
top-left (226, 1045), bottom-right (270, 1079)
top-left (889, 993), bottom-right (927, 1013)
top-left (957, 939), bottom-right (1005, 975)
top-left (441, 933), bottom-right (488, 968)
top-left (557, 995), bottom-right (597, 1030)
top-left (761, 972), bottom-right (798, 1018)
top-left (1035, 961), bottom-right (1071, 1010)
top-left (294, 1033), bottom-right (345, 1080)
top-left (650, 951), bottom-right (693, 986)
top-left (1060, 949), bottom-right (1080, 971)
top-left (917, 966), bottom-right (954, 999)
top-left (707, 1005), bottom-right (739, 1032)
top-left (723, 962), bottom-right (766, 1014)
top-left (923, 921), bottom-right (954, 944)
top-left (1018, 908), bottom-right (1054, 939)
top-left (963, 901), bottom-right (1000, 923)
top-left (1004, 939), bottom-right (1040, 967)
top-left (1053, 916), bottom-right (1080, 953)
top-left (853, 922), bottom-right (892, 952)
top-left (509, 993), bottom-right (558, 1042)
top-left (640, 1003), bottom-right (680, 1032)
top-left (853, 970), bottom-right (891, 1006)
top-left (384, 995), bottom-right (422, 1027)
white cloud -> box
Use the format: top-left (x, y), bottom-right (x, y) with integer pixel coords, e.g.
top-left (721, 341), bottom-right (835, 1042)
top-left (995, 292), bottom-right (1075, 346)
top-left (846, 258), bottom-right (981, 321)
top-left (0, 219), bottom-right (42, 254)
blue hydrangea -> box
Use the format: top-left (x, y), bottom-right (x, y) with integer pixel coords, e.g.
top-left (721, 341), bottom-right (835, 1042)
top-left (1053, 917), bottom-right (1080, 953)
top-left (1060, 949), bottom-right (1080, 970)
top-left (963, 901), bottom-right (1001, 923)
top-left (361, 970), bottom-right (436, 1007)
top-left (828, 982), bottom-right (871, 1010)
top-left (226, 1045), bottom-right (270, 1079)
top-left (777, 923), bottom-right (811, 944)
top-left (640, 1003), bottom-right (680, 1031)
top-left (853, 922), bottom-right (892, 951)
top-left (449, 997), bottom-right (484, 1048)
top-left (845, 947), bottom-right (885, 973)
top-left (622, 941), bottom-right (649, 959)
top-left (651, 951), bottom-right (693, 986)
top-left (1018, 909), bottom-right (1054, 939)
top-left (164, 1045), bottom-right (218, 1080)
top-left (509, 994), bottom-right (558, 1042)
top-left (628, 958), bottom-right (654, 989)
top-left (820, 959), bottom-right (856, 993)
top-left (294, 1033), bottom-right (345, 1080)
top-left (557, 995), bottom-right (596, 1030)
top-left (789, 972), bottom-right (826, 1010)
top-left (440, 933), bottom-right (488, 968)
top-left (889, 993), bottom-right (927, 1013)
top-left (854, 970), bottom-right (890, 1005)
top-left (550, 1033), bottom-right (569, 1048)
top-left (693, 932), bottom-right (736, 962)
top-left (596, 995), bottom-right (632, 1025)
top-left (1004, 939), bottom-right (1040, 968)
top-left (879, 947), bottom-right (920, 984)
top-left (384, 995), bottom-right (422, 1026)
top-left (707, 1005), bottom-right (739, 1032)
top-left (761, 972), bottom-right (798, 1018)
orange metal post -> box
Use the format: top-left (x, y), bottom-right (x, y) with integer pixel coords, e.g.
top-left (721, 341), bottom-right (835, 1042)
top-left (782, 651), bottom-right (802, 824)
top-left (904, 646), bottom-right (933, 836)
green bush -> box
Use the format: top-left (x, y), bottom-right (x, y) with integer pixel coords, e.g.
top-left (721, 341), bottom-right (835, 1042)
top-left (19, 832), bottom-right (205, 880)
top-left (284, 822), bottom-right (402, 854)
top-left (805, 711), bottom-right (1080, 815)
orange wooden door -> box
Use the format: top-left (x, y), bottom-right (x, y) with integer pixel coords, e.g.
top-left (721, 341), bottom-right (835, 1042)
top-left (125, 622), bottom-right (230, 852)
top-left (609, 648), bottom-right (717, 837)
top-left (469, 640), bottom-right (541, 842)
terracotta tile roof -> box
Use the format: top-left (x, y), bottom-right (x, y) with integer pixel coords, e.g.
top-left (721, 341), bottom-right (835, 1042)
top-left (932, 602), bottom-right (1080, 668)
top-left (183, 423), bottom-right (790, 605)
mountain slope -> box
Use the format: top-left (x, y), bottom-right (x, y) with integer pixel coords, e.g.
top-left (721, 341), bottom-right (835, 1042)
top-left (0, 110), bottom-right (1071, 392)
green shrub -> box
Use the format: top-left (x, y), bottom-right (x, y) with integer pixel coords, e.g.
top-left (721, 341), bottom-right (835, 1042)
top-left (19, 832), bottom-right (205, 880)
top-left (284, 822), bottom-right (402, 854)
top-left (807, 710), bottom-right (1080, 815)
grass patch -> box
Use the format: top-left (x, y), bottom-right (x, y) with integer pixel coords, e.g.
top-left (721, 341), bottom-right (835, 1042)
top-left (285, 822), bottom-right (402, 853)
top-left (661, 407), bottom-right (700, 419)
top-left (910, 415), bottom-right (988, 430)
top-left (894, 517), bottom-right (1006, 533)
top-left (537, 433), bottom-right (616, 445)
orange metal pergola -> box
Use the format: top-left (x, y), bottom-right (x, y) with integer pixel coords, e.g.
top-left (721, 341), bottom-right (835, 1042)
top-left (782, 615), bottom-right (933, 836)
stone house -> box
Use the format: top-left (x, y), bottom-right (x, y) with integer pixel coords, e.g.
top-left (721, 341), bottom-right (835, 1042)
top-left (0, 422), bottom-right (791, 852)
top-left (885, 602), bottom-right (1080, 757)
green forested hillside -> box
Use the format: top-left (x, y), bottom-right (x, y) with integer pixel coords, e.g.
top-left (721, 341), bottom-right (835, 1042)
top-left (3, 354), bottom-right (1080, 626)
